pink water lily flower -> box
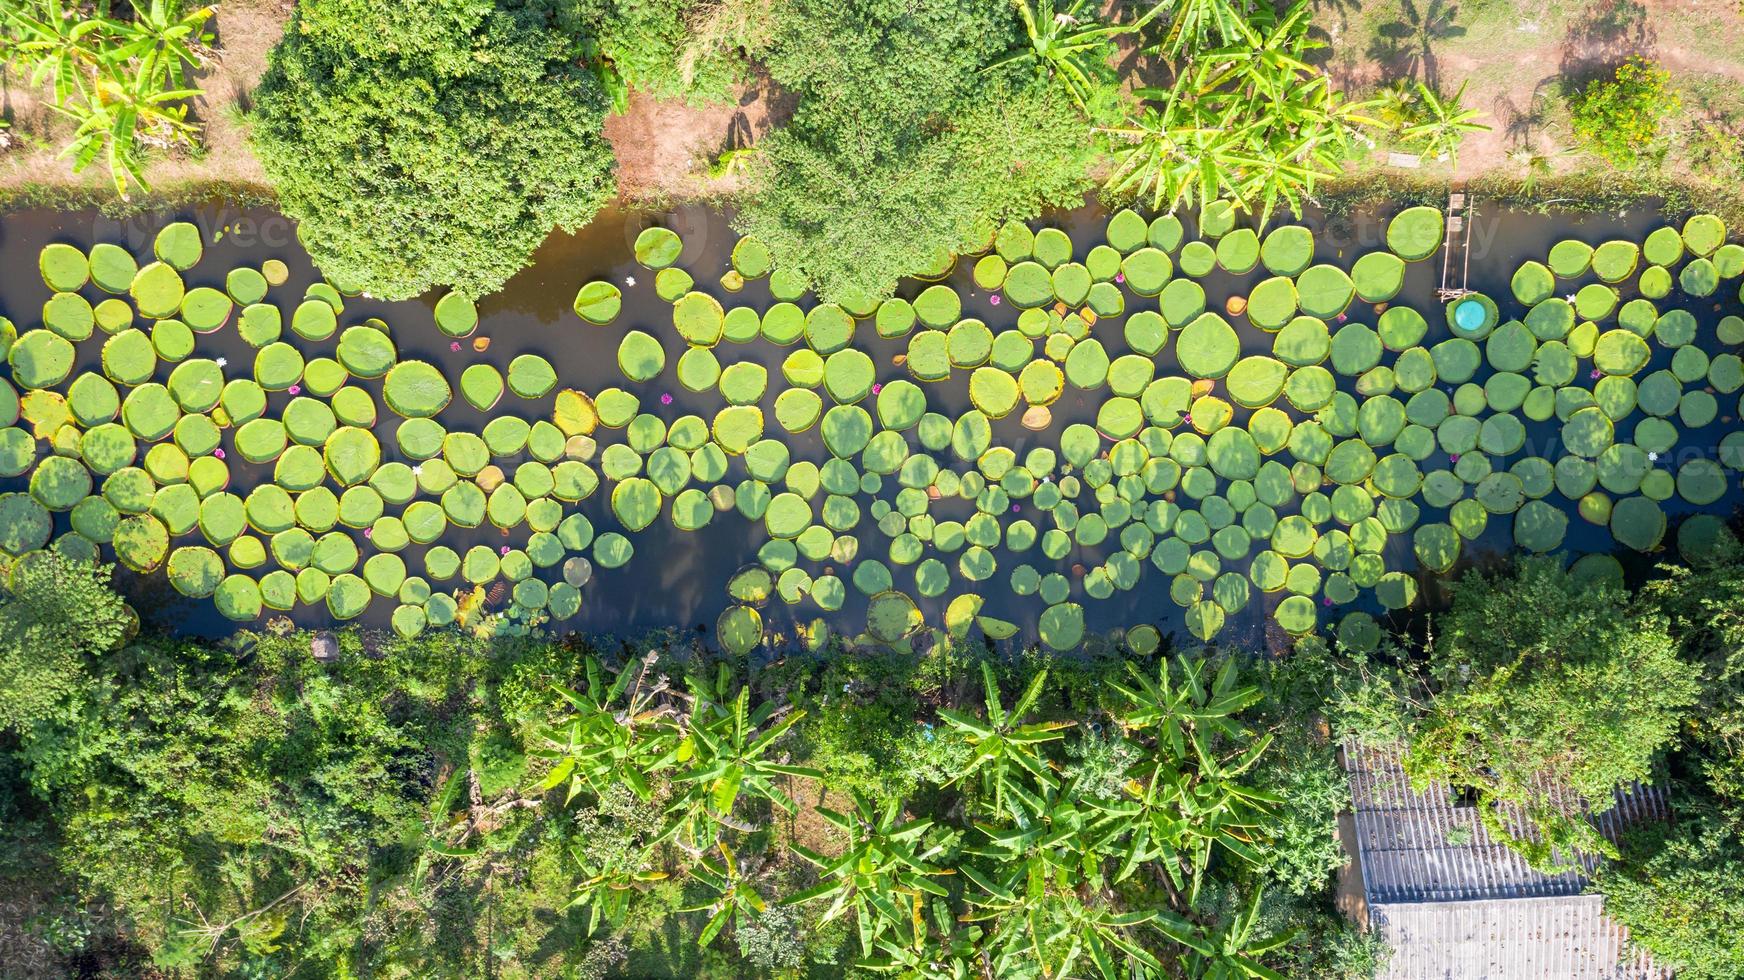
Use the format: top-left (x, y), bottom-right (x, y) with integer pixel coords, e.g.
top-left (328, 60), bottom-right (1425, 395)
top-left (871, 383), bottom-right (883, 395)
top-left (363, 528), bottom-right (372, 538)
top-left (1115, 273), bottom-right (1125, 284)
top-left (1322, 596), bottom-right (1334, 607)
top-left (1448, 453), bottom-right (1460, 463)
top-left (500, 545), bottom-right (511, 555)
top-left (989, 294), bottom-right (1002, 306)
top-left (659, 393), bottom-right (674, 406)
top-left (288, 385), bottom-right (301, 396)
top-left (213, 448), bottom-right (226, 459)
top-left (1590, 368), bottom-right (1603, 379)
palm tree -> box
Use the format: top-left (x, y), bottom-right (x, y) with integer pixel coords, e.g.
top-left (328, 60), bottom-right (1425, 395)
top-left (1401, 80), bottom-right (1490, 167)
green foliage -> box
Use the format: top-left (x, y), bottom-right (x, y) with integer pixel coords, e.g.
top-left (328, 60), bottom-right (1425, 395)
top-left (1404, 556), bottom-right (1698, 866)
top-left (291, 0), bottom-right (495, 70)
top-left (733, 0), bottom-right (1098, 301)
top-left (1597, 542), bottom-right (1744, 975)
top-left (0, 0), bottom-right (215, 197)
top-left (1599, 802), bottom-right (1744, 978)
top-left (1569, 56), bottom-right (1680, 168)
top-left (3, 565), bottom-right (1344, 977)
top-left (0, 551), bottom-right (134, 731)
top-left (987, 0), bottom-right (1140, 110)
top-left (11, 627), bottom-right (535, 975)
top-left (1106, 2), bottom-right (1372, 225)
top-left (563, 0), bottom-right (754, 109)
top-left (1640, 541), bottom-right (1744, 799)
top-left (1397, 80), bottom-right (1489, 168)
top-left (251, 0), bottom-right (617, 300)
top-left (1147, 0), bottom-right (1253, 58)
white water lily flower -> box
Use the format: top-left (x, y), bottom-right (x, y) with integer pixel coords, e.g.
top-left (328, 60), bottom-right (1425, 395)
top-left (1647, 451), bottom-right (1659, 462)
top-left (625, 275), bottom-right (636, 287)
top-left (412, 464), bottom-right (423, 476)
top-left (1564, 294), bottom-right (1577, 303)
top-left (215, 357), bottom-right (228, 367)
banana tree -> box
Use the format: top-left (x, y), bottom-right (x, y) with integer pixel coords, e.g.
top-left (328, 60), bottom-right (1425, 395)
top-left (663, 664), bottom-right (822, 851)
top-left (936, 663), bottom-right (1073, 814)
top-left (1108, 658), bottom-right (1280, 911)
top-left (682, 841), bottom-right (770, 947)
top-left (783, 790), bottom-right (954, 958)
top-left (856, 896), bottom-right (984, 978)
top-left (531, 654), bottom-right (676, 805)
top-left (986, 0), bottom-right (1151, 111)
top-left (959, 779), bottom-right (1163, 979)
top-left (1401, 80), bottom-right (1489, 167)
top-left (1146, 0), bottom-right (1254, 59)
top-left (1160, 885), bottom-right (1294, 979)
top-left (4, 0), bottom-right (214, 197)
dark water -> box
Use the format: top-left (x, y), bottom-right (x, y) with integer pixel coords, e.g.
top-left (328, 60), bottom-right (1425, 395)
top-left (0, 197), bottom-right (1738, 646)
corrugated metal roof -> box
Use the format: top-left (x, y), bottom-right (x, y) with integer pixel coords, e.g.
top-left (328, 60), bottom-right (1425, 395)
top-left (1370, 897), bottom-right (1668, 980)
top-left (1343, 741), bottom-right (1668, 903)
top-left (1341, 742), bottom-right (1671, 979)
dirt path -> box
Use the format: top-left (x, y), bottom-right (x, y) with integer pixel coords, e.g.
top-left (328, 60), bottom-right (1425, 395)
top-left (6, 1), bottom-right (1744, 204)
top-left (1316, 0), bottom-right (1744, 180)
top-left (603, 80), bottom-right (791, 201)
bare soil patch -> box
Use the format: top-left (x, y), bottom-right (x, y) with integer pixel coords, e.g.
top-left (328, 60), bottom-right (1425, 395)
top-left (1315, 0), bottom-right (1744, 180)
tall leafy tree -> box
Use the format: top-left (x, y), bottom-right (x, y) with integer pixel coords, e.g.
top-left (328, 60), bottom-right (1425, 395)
top-left (251, 0), bottom-right (617, 300)
top-left (1404, 557), bottom-right (1698, 866)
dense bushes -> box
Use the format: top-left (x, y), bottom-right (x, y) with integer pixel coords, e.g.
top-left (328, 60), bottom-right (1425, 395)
top-left (1403, 557), bottom-right (1698, 862)
top-left (0, 556), bottom-right (1365, 977)
top-left (251, 0), bottom-right (617, 300)
top-left (731, 0), bottom-right (1101, 302)
top-left (1568, 56), bottom-right (1680, 169)
top-left (1593, 544), bottom-right (1744, 975)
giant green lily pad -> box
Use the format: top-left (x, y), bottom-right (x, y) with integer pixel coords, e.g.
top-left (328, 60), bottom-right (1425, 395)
top-left (1387, 206), bottom-right (1444, 261)
top-left (383, 361), bottom-right (452, 417)
top-left (574, 281), bottom-right (622, 324)
top-left (9, 330), bottom-right (75, 389)
top-left (1178, 314), bottom-right (1240, 379)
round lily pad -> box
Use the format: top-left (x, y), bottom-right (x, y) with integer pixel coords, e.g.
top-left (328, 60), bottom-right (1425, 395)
top-left (433, 293), bottom-right (478, 338)
top-left (1387, 206), bottom-right (1444, 261)
top-left (573, 281), bottom-right (622, 324)
top-left (507, 355), bottom-right (557, 399)
top-left (383, 361), bottom-right (452, 417)
top-left (634, 227), bottom-right (683, 269)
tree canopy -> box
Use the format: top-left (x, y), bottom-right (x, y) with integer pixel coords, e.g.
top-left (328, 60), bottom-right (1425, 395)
top-left (251, 0), bottom-right (617, 300)
top-left (1403, 557), bottom-right (1698, 864)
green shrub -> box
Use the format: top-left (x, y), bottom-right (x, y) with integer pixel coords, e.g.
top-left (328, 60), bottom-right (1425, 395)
top-left (251, 0), bottom-right (617, 300)
top-left (1599, 801), bottom-right (1744, 978)
top-left (0, 552), bottom-right (133, 732)
top-left (563, 0), bottom-right (756, 107)
top-left (1405, 557), bottom-right (1698, 866)
top-left (733, 0), bottom-right (1099, 301)
top-left (1568, 56), bottom-right (1680, 168)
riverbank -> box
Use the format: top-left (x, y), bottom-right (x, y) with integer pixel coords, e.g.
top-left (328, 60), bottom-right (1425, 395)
top-left (6, 0), bottom-right (1744, 221)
